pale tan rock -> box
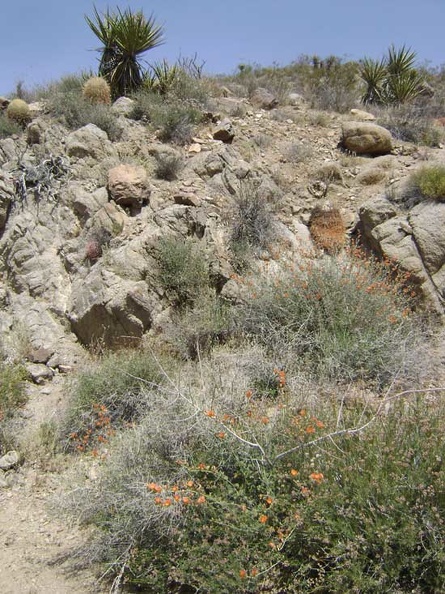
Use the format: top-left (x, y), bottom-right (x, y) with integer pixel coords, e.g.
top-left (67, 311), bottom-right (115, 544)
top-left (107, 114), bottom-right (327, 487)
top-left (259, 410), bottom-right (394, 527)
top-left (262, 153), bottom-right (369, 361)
top-left (107, 163), bottom-right (150, 213)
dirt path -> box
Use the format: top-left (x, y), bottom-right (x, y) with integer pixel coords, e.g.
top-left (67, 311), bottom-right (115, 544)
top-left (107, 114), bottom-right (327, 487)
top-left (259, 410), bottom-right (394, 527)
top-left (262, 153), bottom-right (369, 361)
top-left (0, 377), bottom-right (108, 594)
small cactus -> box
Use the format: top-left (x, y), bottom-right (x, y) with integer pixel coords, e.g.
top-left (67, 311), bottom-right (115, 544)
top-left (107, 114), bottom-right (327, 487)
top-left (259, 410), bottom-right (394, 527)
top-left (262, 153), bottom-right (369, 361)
top-left (82, 77), bottom-right (111, 105)
top-left (7, 98), bottom-right (31, 125)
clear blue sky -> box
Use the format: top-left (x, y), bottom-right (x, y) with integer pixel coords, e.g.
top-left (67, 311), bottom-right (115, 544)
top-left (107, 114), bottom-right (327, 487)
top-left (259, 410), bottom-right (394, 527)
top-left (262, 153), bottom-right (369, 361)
top-left (1, 0), bottom-right (444, 95)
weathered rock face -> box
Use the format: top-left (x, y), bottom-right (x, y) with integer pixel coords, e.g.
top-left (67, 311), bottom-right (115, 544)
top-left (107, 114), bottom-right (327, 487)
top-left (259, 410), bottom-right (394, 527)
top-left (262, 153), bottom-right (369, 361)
top-left (107, 163), bottom-right (151, 214)
top-left (358, 195), bottom-right (444, 311)
top-left (0, 171), bottom-right (13, 232)
top-left (341, 122), bottom-right (393, 155)
top-left (68, 269), bottom-right (157, 346)
top-left (66, 124), bottom-right (117, 160)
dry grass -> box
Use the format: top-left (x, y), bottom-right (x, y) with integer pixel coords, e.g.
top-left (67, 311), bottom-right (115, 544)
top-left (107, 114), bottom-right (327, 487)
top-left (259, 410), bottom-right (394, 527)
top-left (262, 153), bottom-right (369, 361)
top-left (308, 207), bottom-right (346, 253)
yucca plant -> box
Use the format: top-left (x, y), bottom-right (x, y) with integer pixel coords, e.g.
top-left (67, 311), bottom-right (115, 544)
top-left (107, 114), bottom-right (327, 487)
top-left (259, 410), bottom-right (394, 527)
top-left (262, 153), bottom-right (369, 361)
top-left (361, 45), bottom-right (424, 105)
top-left (144, 60), bottom-right (180, 95)
top-left (85, 5), bottom-right (164, 97)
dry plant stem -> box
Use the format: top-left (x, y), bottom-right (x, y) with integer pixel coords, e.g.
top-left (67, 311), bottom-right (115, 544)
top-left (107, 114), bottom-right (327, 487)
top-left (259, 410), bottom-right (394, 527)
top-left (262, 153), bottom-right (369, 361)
top-left (273, 386), bottom-right (445, 464)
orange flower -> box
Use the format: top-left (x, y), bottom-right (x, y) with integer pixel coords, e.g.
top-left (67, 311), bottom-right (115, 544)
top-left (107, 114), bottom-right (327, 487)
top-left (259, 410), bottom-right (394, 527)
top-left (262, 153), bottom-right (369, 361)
top-left (305, 425), bottom-right (315, 434)
top-left (290, 468), bottom-right (299, 477)
top-left (309, 472), bottom-right (324, 484)
top-left (154, 496), bottom-right (163, 505)
top-left (251, 567), bottom-right (258, 577)
top-left (186, 480), bottom-right (194, 488)
top-left (182, 496), bottom-right (191, 504)
top-left (196, 495), bottom-right (206, 504)
top-left (204, 410), bottom-right (216, 418)
top-left (216, 431), bottom-right (226, 439)
top-left (239, 569), bottom-right (247, 579)
top-left (163, 498), bottom-right (172, 507)
top-left (315, 419), bottom-right (325, 429)
top-left (245, 389), bottom-right (253, 399)
top-left (301, 486), bottom-right (311, 496)
top-left (265, 496), bottom-right (273, 506)
top-left (259, 514), bottom-right (268, 524)
top-left (261, 416), bottom-right (270, 425)
top-left (299, 409), bottom-right (306, 417)
top-left (197, 463), bottom-right (206, 470)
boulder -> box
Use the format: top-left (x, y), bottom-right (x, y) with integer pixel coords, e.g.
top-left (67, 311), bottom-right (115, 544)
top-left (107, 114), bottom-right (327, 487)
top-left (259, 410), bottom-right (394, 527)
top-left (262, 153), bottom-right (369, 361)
top-left (358, 196), bottom-right (397, 238)
top-left (107, 163), bottom-right (150, 214)
top-left (213, 119), bottom-right (235, 143)
top-left (341, 122), bottom-right (393, 155)
top-left (68, 269), bottom-right (157, 346)
top-left (0, 451), bottom-right (20, 471)
top-left (65, 124), bottom-right (117, 160)
top-left (250, 87), bottom-right (278, 110)
top-left (350, 108), bottom-right (376, 121)
top-left (111, 96), bottom-right (135, 116)
top-left (408, 201), bottom-right (445, 275)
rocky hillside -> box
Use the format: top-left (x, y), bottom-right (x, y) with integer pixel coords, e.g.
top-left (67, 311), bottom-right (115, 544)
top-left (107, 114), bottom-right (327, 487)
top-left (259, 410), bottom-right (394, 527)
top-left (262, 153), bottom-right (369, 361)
top-left (0, 85), bottom-right (444, 377)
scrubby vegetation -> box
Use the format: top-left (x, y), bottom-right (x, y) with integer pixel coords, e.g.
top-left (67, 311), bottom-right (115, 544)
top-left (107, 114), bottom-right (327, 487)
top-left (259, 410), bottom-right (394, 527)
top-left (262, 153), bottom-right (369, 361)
top-left (54, 244), bottom-right (444, 593)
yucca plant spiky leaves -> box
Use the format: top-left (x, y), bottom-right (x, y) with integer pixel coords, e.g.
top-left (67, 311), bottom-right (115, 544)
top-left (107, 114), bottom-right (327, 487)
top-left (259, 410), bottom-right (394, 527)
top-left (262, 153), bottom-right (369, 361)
top-left (360, 57), bottom-right (387, 104)
top-left (150, 60), bottom-right (180, 95)
top-left (85, 5), bottom-right (164, 97)
top-left (386, 44), bottom-right (417, 76)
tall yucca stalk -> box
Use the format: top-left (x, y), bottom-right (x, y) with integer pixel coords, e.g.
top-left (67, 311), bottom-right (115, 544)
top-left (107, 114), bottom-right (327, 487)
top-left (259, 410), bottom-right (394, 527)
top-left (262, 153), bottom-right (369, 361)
top-left (86, 5), bottom-right (164, 97)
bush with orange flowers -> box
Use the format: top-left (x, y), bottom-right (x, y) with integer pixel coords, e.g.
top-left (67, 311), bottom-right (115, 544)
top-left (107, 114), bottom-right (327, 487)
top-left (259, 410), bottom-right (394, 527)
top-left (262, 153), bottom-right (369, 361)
top-left (235, 248), bottom-right (424, 388)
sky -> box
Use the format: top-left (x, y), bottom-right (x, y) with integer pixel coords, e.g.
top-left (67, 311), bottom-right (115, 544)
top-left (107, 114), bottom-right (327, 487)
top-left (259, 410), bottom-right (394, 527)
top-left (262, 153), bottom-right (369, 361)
top-left (1, 0), bottom-right (444, 95)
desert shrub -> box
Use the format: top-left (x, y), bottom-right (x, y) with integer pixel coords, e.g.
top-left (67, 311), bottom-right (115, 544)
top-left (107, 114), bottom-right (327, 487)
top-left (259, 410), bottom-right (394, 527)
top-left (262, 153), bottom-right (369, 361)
top-left (154, 152), bottom-right (184, 180)
top-left (169, 294), bottom-right (233, 360)
top-left (281, 140), bottom-right (313, 163)
top-left (0, 363), bottom-right (28, 454)
top-left (43, 91), bottom-right (122, 140)
top-left (376, 103), bottom-right (443, 147)
top-left (234, 250), bottom-right (420, 387)
top-left (406, 164), bottom-right (445, 202)
top-left (229, 180), bottom-right (277, 269)
top-left (292, 55), bottom-right (360, 112)
top-left (130, 89), bottom-right (202, 144)
top-left (157, 237), bottom-right (210, 307)
top-left (61, 373), bottom-right (445, 593)
top-left (0, 363), bottom-right (28, 421)
top-left (0, 113), bottom-right (22, 138)
top-left (60, 350), bottom-right (164, 452)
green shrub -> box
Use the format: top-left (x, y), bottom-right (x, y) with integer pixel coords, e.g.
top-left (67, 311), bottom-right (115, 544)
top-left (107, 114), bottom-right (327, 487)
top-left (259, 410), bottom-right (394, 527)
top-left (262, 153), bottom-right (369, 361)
top-left (229, 180), bottom-right (277, 270)
top-left (376, 104), bottom-right (444, 147)
top-left (44, 91), bottom-right (122, 140)
top-left (0, 113), bottom-right (22, 138)
top-left (0, 363), bottom-right (28, 454)
top-left (61, 374), bottom-right (445, 593)
top-left (154, 152), bottom-right (184, 180)
top-left (157, 237), bottom-right (210, 307)
top-left (235, 249), bottom-right (419, 387)
top-left (408, 164), bottom-right (445, 201)
top-left (60, 350), bottom-right (164, 452)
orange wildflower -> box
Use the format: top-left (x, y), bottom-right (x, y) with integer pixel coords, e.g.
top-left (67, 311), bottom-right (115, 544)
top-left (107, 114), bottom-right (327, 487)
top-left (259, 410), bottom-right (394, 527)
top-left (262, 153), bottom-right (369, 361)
top-left (265, 496), bottom-right (273, 506)
top-left (204, 410), bottom-right (216, 418)
top-left (309, 472), bottom-right (324, 484)
top-left (186, 480), bottom-right (194, 488)
top-left (197, 463), bottom-right (206, 470)
top-left (251, 567), bottom-right (258, 577)
top-left (239, 569), bottom-right (247, 579)
top-left (305, 425), bottom-right (315, 434)
top-left (290, 468), bottom-right (299, 477)
top-left (154, 496), bottom-right (163, 505)
top-left (182, 496), bottom-right (191, 504)
top-left (315, 419), bottom-right (325, 429)
top-left (259, 514), bottom-right (268, 524)
top-left (196, 495), bottom-right (206, 504)
top-left (261, 416), bottom-right (270, 425)
top-left (216, 431), bottom-right (226, 439)
top-left (163, 498), bottom-right (172, 507)
top-left (245, 389), bottom-right (253, 399)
